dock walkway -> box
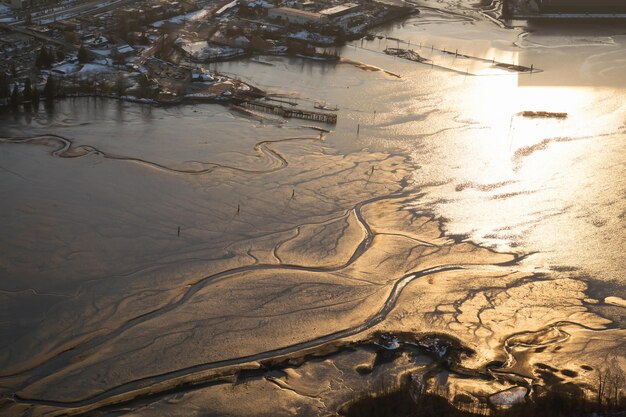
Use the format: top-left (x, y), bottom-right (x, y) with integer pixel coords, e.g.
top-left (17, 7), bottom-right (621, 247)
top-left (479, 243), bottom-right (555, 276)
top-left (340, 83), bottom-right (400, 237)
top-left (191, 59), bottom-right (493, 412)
top-left (236, 100), bottom-right (337, 124)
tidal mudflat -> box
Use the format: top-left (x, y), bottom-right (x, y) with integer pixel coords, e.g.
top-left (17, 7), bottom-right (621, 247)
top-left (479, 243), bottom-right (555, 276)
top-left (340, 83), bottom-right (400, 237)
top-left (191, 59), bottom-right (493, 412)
top-left (1, 2), bottom-right (626, 416)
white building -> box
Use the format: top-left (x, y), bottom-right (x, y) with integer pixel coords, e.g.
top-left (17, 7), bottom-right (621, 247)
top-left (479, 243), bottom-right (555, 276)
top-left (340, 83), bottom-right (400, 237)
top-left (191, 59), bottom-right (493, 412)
top-left (319, 3), bottom-right (359, 18)
top-left (268, 7), bottom-right (322, 25)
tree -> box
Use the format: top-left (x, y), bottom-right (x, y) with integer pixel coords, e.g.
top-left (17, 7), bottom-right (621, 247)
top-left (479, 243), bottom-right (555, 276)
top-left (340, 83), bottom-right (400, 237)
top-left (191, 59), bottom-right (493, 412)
top-left (32, 86), bottom-right (40, 106)
top-left (0, 73), bottom-right (9, 101)
top-left (77, 44), bottom-right (90, 64)
top-left (35, 47), bottom-right (52, 68)
top-left (44, 76), bottom-right (56, 101)
top-left (11, 84), bottom-right (21, 107)
top-left (117, 16), bottom-right (130, 41)
top-left (136, 74), bottom-right (153, 98)
top-left (114, 74), bottom-right (128, 96)
top-left (23, 78), bottom-right (32, 102)
top-left (10, 62), bottom-right (17, 76)
top-left (111, 49), bottom-right (125, 67)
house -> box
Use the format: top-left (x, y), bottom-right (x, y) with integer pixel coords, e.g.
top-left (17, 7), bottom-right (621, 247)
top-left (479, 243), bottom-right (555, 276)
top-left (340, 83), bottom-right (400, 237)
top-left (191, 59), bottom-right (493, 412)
top-left (191, 70), bottom-right (215, 82)
top-left (116, 44), bottom-right (135, 57)
top-left (210, 30), bottom-right (250, 48)
top-left (268, 7), bottom-right (322, 25)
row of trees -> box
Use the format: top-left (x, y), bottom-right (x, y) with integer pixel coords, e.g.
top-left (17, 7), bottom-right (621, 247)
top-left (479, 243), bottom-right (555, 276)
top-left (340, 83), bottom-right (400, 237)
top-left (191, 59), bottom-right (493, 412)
top-left (1, 74), bottom-right (61, 107)
top-left (35, 44), bottom-right (93, 70)
top-left (1, 70), bottom-right (157, 105)
top-left (35, 46), bottom-right (66, 68)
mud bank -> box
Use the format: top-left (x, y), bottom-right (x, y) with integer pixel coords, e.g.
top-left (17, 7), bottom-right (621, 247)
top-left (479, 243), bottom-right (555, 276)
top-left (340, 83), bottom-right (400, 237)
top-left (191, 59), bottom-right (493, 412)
top-left (0, 103), bottom-right (623, 416)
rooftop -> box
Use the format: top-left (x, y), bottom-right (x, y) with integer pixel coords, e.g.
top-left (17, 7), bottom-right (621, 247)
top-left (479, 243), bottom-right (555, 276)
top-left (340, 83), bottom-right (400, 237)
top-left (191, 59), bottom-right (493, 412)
top-left (319, 3), bottom-right (359, 16)
top-left (270, 7), bottom-right (322, 19)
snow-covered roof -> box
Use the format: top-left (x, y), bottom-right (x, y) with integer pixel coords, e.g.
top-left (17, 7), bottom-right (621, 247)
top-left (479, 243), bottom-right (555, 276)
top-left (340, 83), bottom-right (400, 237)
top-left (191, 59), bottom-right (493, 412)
top-left (117, 44), bottom-right (134, 54)
top-left (216, 0), bottom-right (238, 15)
top-left (319, 3), bottom-right (359, 17)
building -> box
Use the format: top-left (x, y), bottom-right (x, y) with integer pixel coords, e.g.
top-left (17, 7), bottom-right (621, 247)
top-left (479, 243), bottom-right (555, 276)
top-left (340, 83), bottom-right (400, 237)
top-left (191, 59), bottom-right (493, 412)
top-left (268, 7), bottom-right (322, 25)
top-left (116, 44), bottom-right (135, 57)
top-left (538, 0), bottom-right (626, 13)
top-left (319, 3), bottom-right (359, 19)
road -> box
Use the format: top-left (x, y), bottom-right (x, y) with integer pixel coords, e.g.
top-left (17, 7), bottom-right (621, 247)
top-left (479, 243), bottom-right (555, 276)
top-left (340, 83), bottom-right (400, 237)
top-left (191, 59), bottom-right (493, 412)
top-left (4, 0), bottom-right (142, 26)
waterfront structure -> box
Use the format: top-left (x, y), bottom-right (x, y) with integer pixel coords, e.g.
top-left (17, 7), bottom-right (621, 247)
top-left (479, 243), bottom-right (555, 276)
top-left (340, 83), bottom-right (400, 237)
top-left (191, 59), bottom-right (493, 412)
top-left (537, 0), bottom-right (625, 13)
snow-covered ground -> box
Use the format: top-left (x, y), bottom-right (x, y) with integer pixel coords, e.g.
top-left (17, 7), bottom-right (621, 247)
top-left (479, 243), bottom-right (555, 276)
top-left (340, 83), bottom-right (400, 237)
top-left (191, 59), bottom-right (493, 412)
top-left (179, 40), bottom-right (244, 60)
top-left (52, 63), bottom-right (82, 74)
top-left (152, 6), bottom-right (211, 27)
top-left (246, 0), bottom-right (273, 8)
top-left (289, 30), bottom-right (336, 44)
top-left (78, 63), bottom-right (116, 76)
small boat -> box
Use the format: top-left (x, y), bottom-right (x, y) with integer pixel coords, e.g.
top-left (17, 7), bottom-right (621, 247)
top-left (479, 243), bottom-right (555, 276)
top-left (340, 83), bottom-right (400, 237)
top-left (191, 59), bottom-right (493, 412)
top-left (314, 101), bottom-right (339, 111)
top-left (521, 111), bottom-right (568, 119)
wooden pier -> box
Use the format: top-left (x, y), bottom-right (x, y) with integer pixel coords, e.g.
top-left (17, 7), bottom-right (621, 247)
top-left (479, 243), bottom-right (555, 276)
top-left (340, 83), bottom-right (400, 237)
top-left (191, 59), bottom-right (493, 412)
top-left (236, 100), bottom-right (337, 124)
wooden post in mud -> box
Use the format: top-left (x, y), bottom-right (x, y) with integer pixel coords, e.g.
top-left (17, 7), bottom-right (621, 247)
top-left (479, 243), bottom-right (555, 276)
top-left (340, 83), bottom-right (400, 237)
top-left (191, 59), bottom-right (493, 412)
top-left (237, 203), bottom-right (240, 215)
top-left (177, 226), bottom-right (180, 237)
top-left (530, 64), bottom-right (534, 73)
top-left (357, 124), bottom-right (360, 135)
top-left (291, 189), bottom-right (295, 199)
